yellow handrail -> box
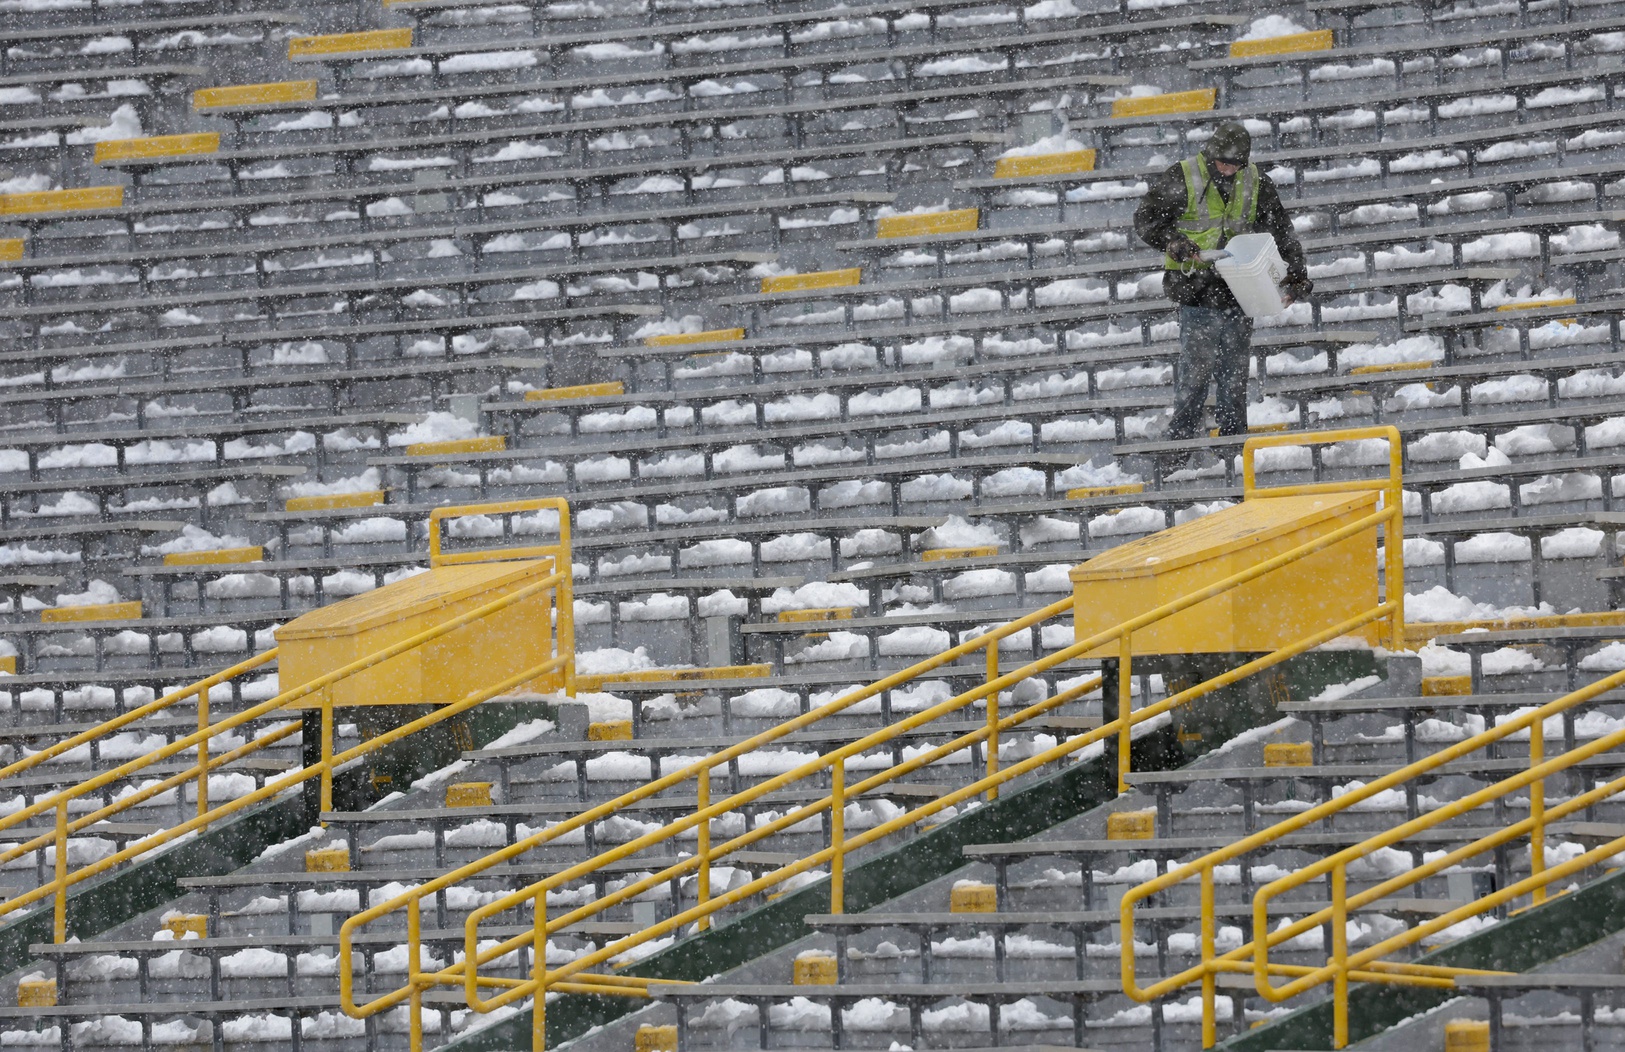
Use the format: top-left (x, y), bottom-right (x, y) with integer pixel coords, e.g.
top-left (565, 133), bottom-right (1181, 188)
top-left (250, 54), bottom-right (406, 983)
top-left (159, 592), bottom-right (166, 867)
top-left (340, 425), bottom-right (1408, 1052)
top-left (1, 500), bottom-right (575, 942)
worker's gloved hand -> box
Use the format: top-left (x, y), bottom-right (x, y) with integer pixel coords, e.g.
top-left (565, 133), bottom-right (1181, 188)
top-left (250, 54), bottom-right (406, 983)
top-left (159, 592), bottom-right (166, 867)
top-left (1281, 278), bottom-right (1313, 306)
top-left (1166, 237), bottom-right (1202, 262)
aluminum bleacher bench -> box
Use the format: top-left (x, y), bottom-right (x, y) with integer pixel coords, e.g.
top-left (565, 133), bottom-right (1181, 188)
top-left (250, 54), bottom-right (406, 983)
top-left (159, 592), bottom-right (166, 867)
top-left (1188, 14), bottom-right (1625, 101)
top-left (737, 605), bottom-right (1074, 669)
top-left (0, 573), bottom-right (62, 612)
top-left (292, 13), bottom-right (1242, 88)
top-left (6, 253), bottom-right (772, 336)
top-left (0, 664), bottom-right (242, 724)
top-left (0, 64), bottom-right (206, 107)
top-left (427, 391), bottom-right (1175, 488)
top-left (0, 12), bottom-right (301, 74)
top-left (2, 608), bottom-right (293, 672)
top-left (1308, 0), bottom-right (1579, 36)
top-left (0, 519), bottom-right (182, 573)
top-left (0, 464), bottom-right (306, 528)
top-left (0, 413), bottom-right (424, 477)
top-left (0, 192), bottom-right (894, 299)
top-left (1407, 296), bottom-right (1625, 355)
top-left (1434, 625), bottom-right (1625, 692)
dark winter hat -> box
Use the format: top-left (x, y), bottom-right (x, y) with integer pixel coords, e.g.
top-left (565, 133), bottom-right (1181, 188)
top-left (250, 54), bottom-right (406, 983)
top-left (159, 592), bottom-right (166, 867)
top-left (1205, 121), bottom-right (1252, 165)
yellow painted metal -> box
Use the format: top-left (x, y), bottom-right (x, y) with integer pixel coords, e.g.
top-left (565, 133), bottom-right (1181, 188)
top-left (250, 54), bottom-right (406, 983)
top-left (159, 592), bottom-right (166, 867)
top-left (634, 1025), bottom-right (677, 1052)
top-left (0, 239), bottom-right (23, 262)
top-left (406, 435), bottom-right (506, 457)
top-left (643, 329), bottom-right (745, 346)
top-left (876, 208), bottom-right (979, 239)
top-left (793, 955), bottom-right (838, 985)
top-left (1348, 361), bottom-right (1432, 375)
top-left (276, 560), bottom-right (563, 707)
top-left (0, 656), bottom-right (14, 675)
top-left (923, 545), bottom-right (998, 561)
top-left (1111, 88), bottom-right (1216, 118)
top-left (1445, 1020), bottom-right (1489, 1052)
top-left (760, 268), bottom-right (861, 294)
top-left (307, 847), bottom-right (352, 872)
top-left (1071, 492), bottom-right (1380, 656)
top-left (695, 763), bottom-right (711, 931)
top-left (1067, 482), bottom-right (1144, 499)
top-left (165, 914), bottom-right (208, 938)
top-left (831, 757), bottom-right (846, 911)
top-left (286, 489), bottom-right (385, 511)
top-left (778, 607), bottom-right (855, 623)
top-left (1497, 296), bottom-right (1578, 311)
top-left (587, 721), bottom-right (632, 741)
top-left (1228, 29), bottom-right (1334, 57)
top-left (993, 149), bottom-right (1096, 179)
top-left (0, 186), bottom-right (123, 216)
top-left (950, 883), bottom-right (997, 913)
top-left (1262, 742), bottom-right (1313, 767)
top-left (93, 132), bottom-right (219, 165)
top-left (1421, 675), bottom-right (1472, 697)
top-left (524, 381), bottom-right (625, 400)
top-left (1107, 811), bottom-right (1155, 840)
top-left (331, 430), bottom-right (1410, 1051)
top-left (193, 80), bottom-right (318, 110)
top-left (41, 601), bottom-right (141, 623)
top-left (447, 782), bottom-right (494, 808)
top-left (1211, 422), bottom-right (1290, 437)
top-left (164, 546), bottom-right (264, 566)
top-left (288, 27), bottom-right (412, 58)
top-left (17, 979), bottom-right (55, 1007)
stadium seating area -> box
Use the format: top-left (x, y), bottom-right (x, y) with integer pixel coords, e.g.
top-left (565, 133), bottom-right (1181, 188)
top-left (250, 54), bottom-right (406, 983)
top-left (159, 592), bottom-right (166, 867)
top-left (15, 0), bottom-right (1625, 1049)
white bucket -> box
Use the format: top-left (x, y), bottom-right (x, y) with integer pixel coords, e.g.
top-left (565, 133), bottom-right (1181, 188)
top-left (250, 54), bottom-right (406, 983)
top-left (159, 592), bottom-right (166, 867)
top-left (1214, 232), bottom-right (1289, 318)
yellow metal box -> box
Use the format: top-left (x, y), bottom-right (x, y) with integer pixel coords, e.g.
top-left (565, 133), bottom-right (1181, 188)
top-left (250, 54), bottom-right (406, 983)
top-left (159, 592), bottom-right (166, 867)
top-left (275, 558), bottom-right (564, 707)
top-left (1071, 492), bottom-right (1379, 656)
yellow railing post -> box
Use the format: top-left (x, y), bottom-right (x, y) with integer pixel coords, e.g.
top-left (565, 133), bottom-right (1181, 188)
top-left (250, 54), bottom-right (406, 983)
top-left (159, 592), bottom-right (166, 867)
top-left (321, 689), bottom-right (335, 817)
top-left (1531, 714), bottom-right (1546, 905)
top-left (1201, 864), bottom-right (1216, 1048)
top-left (985, 641), bottom-right (1000, 801)
top-left (1118, 632), bottom-right (1134, 794)
top-left (196, 684), bottom-right (210, 819)
top-left (831, 756), bottom-right (846, 914)
top-left (1332, 861), bottom-right (1349, 1048)
top-left (53, 799), bottom-right (68, 943)
top-left (533, 889), bottom-right (547, 1052)
top-left (696, 763), bottom-right (712, 931)
top-left (408, 898), bottom-right (423, 1052)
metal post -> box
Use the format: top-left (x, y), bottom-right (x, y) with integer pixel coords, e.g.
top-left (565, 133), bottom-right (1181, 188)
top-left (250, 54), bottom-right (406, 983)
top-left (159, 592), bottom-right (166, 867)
top-left (985, 643), bottom-right (1000, 801)
top-left (533, 890), bottom-right (547, 1052)
top-left (1531, 715), bottom-right (1546, 905)
top-left (53, 799), bottom-right (68, 943)
top-left (1200, 865), bottom-right (1215, 1048)
top-left (696, 764), bottom-right (711, 931)
top-left (1118, 633), bottom-right (1134, 794)
top-left (196, 684), bottom-right (210, 818)
top-left (1332, 862), bottom-right (1349, 1049)
top-left (831, 757), bottom-right (846, 914)
top-left (408, 898), bottom-right (423, 1052)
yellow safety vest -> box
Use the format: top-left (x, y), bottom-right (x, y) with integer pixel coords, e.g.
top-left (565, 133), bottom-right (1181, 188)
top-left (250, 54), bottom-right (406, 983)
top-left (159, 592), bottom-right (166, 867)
top-left (1164, 154), bottom-right (1261, 270)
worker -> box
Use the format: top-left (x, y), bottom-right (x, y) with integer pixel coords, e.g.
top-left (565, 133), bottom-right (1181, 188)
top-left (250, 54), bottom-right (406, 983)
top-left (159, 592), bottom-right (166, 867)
top-left (1133, 120), bottom-right (1313, 447)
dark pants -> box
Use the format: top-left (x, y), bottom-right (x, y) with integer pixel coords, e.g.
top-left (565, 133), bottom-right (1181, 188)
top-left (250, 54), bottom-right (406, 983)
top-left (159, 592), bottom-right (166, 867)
top-left (1168, 304), bottom-right (1254, 441)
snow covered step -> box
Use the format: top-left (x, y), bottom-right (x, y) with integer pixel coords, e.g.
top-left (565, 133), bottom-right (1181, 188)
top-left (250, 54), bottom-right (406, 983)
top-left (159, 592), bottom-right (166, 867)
top-left (2, 608), bottom-right (294, 674)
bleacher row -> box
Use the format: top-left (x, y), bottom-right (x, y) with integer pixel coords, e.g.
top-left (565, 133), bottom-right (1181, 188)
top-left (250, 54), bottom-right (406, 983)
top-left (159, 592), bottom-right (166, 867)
top-left (9, 0), bottom-right (1625, 1049)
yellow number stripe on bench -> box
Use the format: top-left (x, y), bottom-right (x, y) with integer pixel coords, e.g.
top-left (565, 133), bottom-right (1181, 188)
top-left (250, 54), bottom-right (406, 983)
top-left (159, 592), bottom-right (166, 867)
top-left (1348, 361), bottom-right (1433, 375)
top-left (405, 436), bottom-right (506, 457)
top-left (1111, 88), bottom-right (1216, 119)
top-left (285, 490), bottom-right (386, 512)
top-left (644, 328), bottom-right (745, 346)
top-left (1067, 482), bottom-right (1145, 500)
top-left (288, 28), bottom-right (412, 58)
top-left (993, 149), bottom-right (1097, 179)
top-left (162, 546), bottom-right (265, 566)
top-left (94, 132), bottom-right (220, 165)
top-left (0, 186), bottom-right (123, 216)
top-left (193, 80), bottom-right (318, 111)
top-left (41, 601), bottom-right (143, 623)
top-left (761, 269), bottom-right (861, 294)
top-left (777, 607), bottom-right (856, 623)
top-left (922, 545), bottom-right (998, 562)
top-left (1229, 29), bottom-right (1334, 58)
top-left (0, 239), bottom-right (22, 262)
top-left (876, 208), bottom-right (979, 239)
top-left (1497, 296), bottom-right (1578, 311)
top-left (524, 381), bottom-right (625, 401)
top-left (0, 655), bottom-right (15, 675)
